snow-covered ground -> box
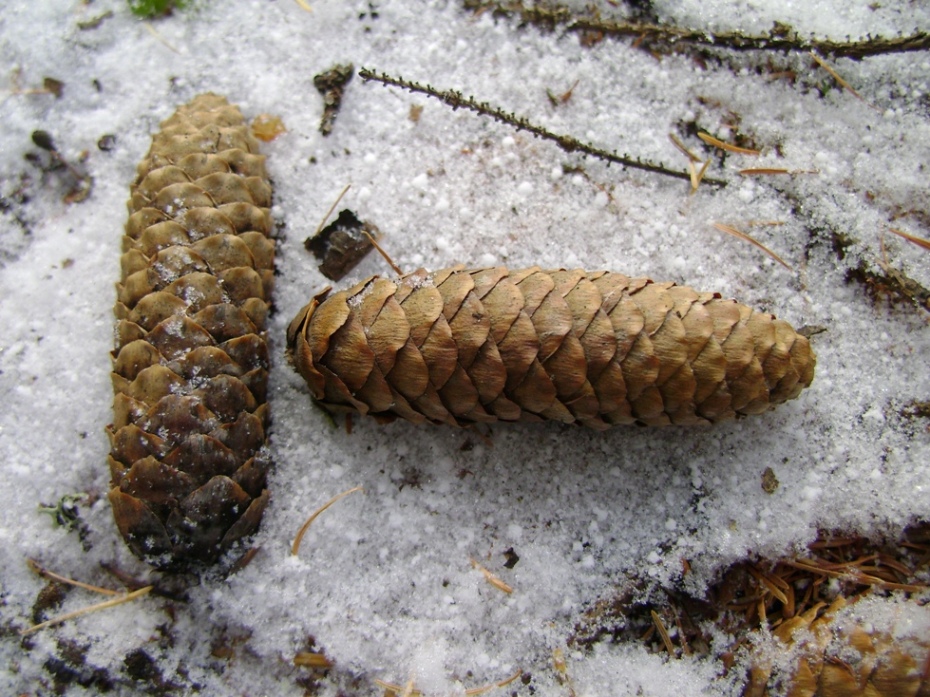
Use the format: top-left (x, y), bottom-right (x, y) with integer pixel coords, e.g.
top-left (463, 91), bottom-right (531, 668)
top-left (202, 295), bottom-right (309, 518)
top-left (1, 1), bottom-right (929, 694)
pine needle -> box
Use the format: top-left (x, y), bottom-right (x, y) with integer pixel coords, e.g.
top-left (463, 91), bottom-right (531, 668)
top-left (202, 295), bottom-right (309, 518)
top-left (291, 486), bottom-right (364, 556)
top-left (20, 586), bottom-right (153, 636)
top-left (314, 183), bottom-right (351, 236)
top-left (142, 22), bottom-right (180, 54)
top-left (464, 669), bottom-right (523, 695)
top-left (669, 133), bottom-right (700, 162)
top-left (889, 227), bottom-right (930, 252)
top-left (651, 610), bottom-right (676, 656)
top-left (689, 159), bottom-right (711, 194)
top-left (470, 558), bottom-right (513, 594)
top-left (294, 652), bottom-right (333, 668)
top-left (27, 559), bottom-right (121, 596)
top-left (373, 679), bottom-right (422, 697)
top-left (293, 0), bottom-right (313, 10)
top-left (780, 559), bottom-right (925, 592)
top-left (739, 168), bottom-right (819, 175)
top-left (698, 132), bottom-right (761, 156)
top-left (748, 566), bottom-right (789, 605)
top-left (712, 222), bottom-right (792, 270)
top-left (810, 51), bottom-right (870, 105)
top-left (364, 230), bottom-right (404, 276)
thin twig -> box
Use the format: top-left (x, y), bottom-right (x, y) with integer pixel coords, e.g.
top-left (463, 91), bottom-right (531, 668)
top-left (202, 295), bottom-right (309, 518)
top-left (21, 586), bottom-right (153, 635)
top-left (292, 486), bottom-right (364, 556)
top-left (463, 2), bottom-right (930, 59)
top-left (359, 68), bottom-right (727, 188)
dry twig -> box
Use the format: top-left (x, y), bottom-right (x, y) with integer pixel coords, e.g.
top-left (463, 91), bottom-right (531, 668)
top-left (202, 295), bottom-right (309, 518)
top-left (359, 67), bottom-right (727, 187)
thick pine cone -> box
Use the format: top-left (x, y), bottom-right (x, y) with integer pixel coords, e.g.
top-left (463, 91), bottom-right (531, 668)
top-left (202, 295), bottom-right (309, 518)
top-left (746, 598), bottom-right (930, 697)
top-left (108, 94), bottom-right (273, 569)
top-left (287, 266), bottom-right (815, 428)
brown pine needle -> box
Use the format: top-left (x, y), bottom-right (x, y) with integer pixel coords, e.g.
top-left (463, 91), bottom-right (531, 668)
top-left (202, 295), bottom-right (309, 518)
top-left (364, 230), bottom-right (404, 276)
top-left (650, 610), bottom-right (676, 656)
top-left (810, 51), bottom-right (872, 106)
top-left (739, 168), bottom-right (820, 175)
top-left (374, 679), bottom-right (422, 697)
top-left (669, 133), bottom-right (700, 162)
top-left (470, 558), bottom-right (513, 594)
top-left (698, 132), bottom-right (761, 156)
top-left (294, 652), bottom-right (333, 668)
top-left (142, 22), bottom-right (180, 54)
top-left (748, 566), bottom-right (789, 604)
top-left (465, 669), bottom-right (523, 695)
top-left (314, 183), bottom-right (352, 236)
top-left (712, 222), bottom-right (793, 270)
top-left (889, 227), bottom-right (930, 252)
top-left (291, 486), bottom-right (364, 556)
top-left (27, 559), bottom-right (121, 596)
top-left (781, 559), bottom-right (925, 592)
top-left (689, 159), bottom-right (711, 194)
top-left (20, 585), bottom-right (153, 636)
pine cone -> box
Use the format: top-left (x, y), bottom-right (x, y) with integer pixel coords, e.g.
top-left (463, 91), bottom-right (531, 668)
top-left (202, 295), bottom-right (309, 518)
top-left (287, 267), bottom-right (815, 428)
top-left (745, 597), bottom-right (930, 697)
top-left (108, 94), bottom-right (273, 569)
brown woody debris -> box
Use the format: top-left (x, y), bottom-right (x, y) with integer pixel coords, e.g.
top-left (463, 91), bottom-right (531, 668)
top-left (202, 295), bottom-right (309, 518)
top-left (287, 267), bottom-right (815, 427)
top-left (109, 93), bottom-right (273, 570)
top-left (314, 63), bottom-right (354, 136)
top-left (305, 208), bottom-right (379, 281)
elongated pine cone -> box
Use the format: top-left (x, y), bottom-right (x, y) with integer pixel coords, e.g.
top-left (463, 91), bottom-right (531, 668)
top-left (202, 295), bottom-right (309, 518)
top-left (108, 94), bottom-right (273, 569)
top-left (746, 597), bottom-right (930, 697)
top-left (287, 266), bottom-right (815, 428)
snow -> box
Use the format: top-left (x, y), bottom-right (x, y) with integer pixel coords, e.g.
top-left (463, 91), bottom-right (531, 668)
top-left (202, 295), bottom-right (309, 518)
top-left (1, 0), bottom-right (929, 694)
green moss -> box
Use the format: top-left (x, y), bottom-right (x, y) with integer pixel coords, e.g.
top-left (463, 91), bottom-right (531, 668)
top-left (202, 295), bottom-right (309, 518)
top-left (127, 0), bottom-right (189, 19)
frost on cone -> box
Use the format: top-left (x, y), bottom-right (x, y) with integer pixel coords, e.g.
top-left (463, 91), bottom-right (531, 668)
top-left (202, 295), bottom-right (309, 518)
top-left (108, 94), bottom-right (273, 569)
top-left (287, 266), bottom-right (815, 428)
top-left (745, 597), bottom-right (930, 697)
